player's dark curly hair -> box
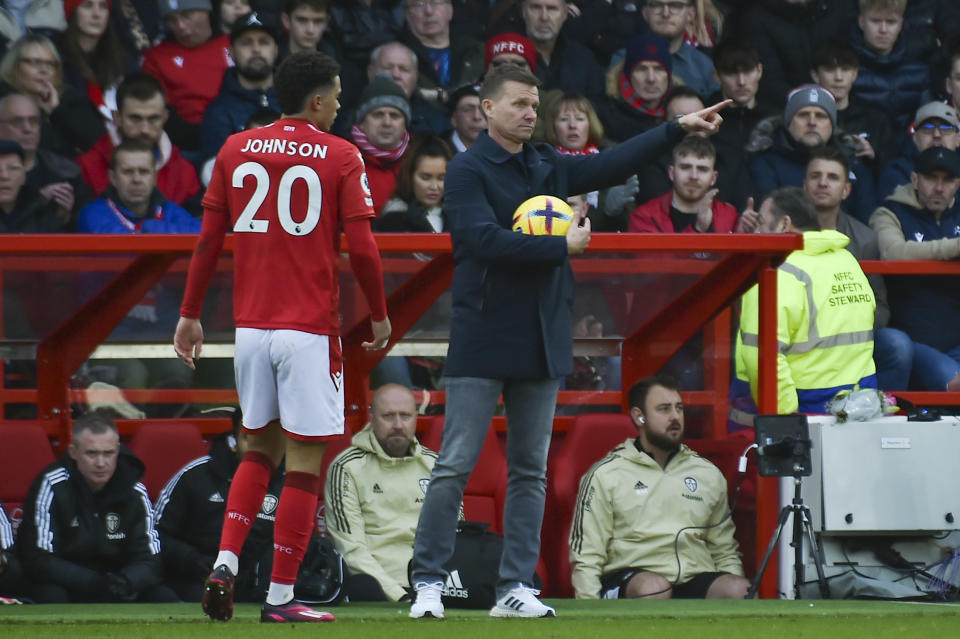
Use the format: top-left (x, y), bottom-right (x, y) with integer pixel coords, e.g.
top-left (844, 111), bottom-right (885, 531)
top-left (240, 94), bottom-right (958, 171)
top-left (275, 51), bottom-right (340, 115)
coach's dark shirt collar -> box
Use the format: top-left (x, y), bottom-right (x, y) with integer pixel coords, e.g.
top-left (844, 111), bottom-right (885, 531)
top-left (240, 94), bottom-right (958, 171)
top-left (473, 130), bottom-right (535, 165)
top-left (472, 131), bottom-right (554, 187)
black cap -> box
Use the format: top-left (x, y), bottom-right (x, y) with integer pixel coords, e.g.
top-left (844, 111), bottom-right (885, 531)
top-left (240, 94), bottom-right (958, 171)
top-left (0, 139), bottom-right (24, 159)
top-left (915, 147), bottom-right (960, 178)
top-left (446, 83), bottom-right (480, 114)
top-left (230, 12), bottom-right (280, 45)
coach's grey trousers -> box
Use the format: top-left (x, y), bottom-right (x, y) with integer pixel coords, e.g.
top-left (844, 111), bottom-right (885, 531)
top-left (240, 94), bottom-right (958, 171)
top-left (411, 376), bottom-right (559, 598)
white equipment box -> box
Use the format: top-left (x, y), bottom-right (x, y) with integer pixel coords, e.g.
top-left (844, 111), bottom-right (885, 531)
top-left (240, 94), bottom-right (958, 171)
top-left (802, 416), bottom-right (960, 533)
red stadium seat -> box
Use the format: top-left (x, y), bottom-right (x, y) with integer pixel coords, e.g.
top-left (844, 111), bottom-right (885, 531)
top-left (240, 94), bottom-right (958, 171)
top-left (422, 416), bottom-right (507, 533)
top-left (0, 422), bottom-right (56, 537)
top-left (129, 421), bottom-right (209, 501)
top-left (543, 413), bottom-right (636, 597)
top-left (686, 433), bottom-right (757, 577)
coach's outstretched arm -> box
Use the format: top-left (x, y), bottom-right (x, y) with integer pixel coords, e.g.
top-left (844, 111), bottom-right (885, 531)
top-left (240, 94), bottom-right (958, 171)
top-left (565, 99), bottom-right (733, 195)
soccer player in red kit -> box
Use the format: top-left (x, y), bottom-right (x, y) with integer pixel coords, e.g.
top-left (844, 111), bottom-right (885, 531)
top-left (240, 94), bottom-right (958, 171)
top-left (173, 51), bottom-right (391, 623)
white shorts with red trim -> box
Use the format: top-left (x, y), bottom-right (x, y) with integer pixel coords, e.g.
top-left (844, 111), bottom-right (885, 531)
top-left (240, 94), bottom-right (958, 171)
top-left (234, 328), bottom-right (344, 440)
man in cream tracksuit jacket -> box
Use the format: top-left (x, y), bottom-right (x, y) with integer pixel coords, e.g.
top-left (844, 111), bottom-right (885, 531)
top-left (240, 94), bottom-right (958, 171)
top-left (570, 375), bottom-right (747, 600)
top-left (325, 384), bottom-right (437, 601)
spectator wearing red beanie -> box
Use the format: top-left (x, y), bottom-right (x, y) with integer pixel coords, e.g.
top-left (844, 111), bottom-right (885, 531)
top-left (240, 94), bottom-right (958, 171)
top-left (484, 33), bottom-right (537, 74)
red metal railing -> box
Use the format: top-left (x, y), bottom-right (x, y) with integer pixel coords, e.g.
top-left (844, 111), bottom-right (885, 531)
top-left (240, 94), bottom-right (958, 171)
top-left (1, 232), bottom-right (802, 597)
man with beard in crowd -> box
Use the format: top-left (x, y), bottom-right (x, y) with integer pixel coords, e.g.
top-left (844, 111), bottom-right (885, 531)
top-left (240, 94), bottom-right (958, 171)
top-left (201, 12), bottom-right (281, 160)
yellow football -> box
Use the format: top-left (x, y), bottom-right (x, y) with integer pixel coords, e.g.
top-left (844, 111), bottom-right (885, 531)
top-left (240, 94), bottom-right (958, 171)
top-left (511, 195), bottom-right (576, 236)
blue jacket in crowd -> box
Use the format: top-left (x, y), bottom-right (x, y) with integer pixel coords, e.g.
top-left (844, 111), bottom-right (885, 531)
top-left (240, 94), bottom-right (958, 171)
top-left (77, 188), bottom-right (200, 234)
top-left (748, 121), bottom-right (876, 224)
top-left (443, 123), bottom-right (684, 380)
top-left (850, 28), bottom-right (931, 133)
top-left (200, 68), bottom-right (280, 160)
top-left (876, 144), bottom-right (918, 204)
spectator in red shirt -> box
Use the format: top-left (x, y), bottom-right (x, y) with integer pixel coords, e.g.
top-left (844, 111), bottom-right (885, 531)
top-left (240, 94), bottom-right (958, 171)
top-left (630, 134), bottom-right (739, 233)
top-left (141, 0), bottom-right (232, 152)
top-left (76, 72), bottom-right (201, 208)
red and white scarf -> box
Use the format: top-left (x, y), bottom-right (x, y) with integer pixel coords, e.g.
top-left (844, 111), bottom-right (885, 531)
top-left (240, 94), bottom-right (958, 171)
top-left (351, 125), bottom-right (411, 164)
top-left (619, 73), bottom-right (664, 119)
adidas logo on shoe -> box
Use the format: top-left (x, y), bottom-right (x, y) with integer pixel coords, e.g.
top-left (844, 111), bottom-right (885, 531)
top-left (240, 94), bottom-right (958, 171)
top-left (490, 585), bottom-right (556, 618)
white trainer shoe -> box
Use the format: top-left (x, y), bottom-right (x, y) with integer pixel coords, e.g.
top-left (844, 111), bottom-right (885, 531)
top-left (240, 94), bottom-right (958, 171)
top-left (489, 585), bottom-right (556, 618)
top-left (409, 581), bottom-right (445, 619)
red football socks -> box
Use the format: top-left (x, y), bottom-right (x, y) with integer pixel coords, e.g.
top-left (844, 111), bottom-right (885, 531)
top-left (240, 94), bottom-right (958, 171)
top-left (219, 450), bottom-right (275, 555)
top-left (270, 471), bottom-right (322, 585)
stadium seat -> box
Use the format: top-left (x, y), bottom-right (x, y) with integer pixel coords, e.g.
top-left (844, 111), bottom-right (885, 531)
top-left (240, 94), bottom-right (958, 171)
top-left (421, 416), bottom-right (508, 533)
top-left (128, 421), bottom-right (209, 501)
top-left (0, 422), bottom-right (56, 537)
top-left (543, 413), bottom-right (636, 597)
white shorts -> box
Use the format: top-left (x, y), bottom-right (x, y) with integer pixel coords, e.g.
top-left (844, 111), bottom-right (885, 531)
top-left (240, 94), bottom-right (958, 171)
top-left (234, 328), bottom-right (344, 440)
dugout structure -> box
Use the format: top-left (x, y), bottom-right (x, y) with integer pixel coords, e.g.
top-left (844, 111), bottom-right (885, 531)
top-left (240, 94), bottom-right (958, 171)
top-left (2, 232), bottom-right (957, 597)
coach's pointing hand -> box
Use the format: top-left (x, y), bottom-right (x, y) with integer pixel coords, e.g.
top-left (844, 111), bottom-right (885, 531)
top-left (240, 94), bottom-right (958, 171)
top-left (678, 99), bottom-right (733, 135)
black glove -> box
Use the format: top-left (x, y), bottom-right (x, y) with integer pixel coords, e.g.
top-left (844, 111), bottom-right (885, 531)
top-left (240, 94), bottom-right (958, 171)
top-left (106, 572), bottom-right (137, 602)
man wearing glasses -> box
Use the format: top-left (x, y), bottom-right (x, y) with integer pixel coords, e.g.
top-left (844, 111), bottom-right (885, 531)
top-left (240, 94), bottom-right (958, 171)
top-left (877, 102), bottom-right (960, 203)
top-left (641, 0), bottom-right (719, 99)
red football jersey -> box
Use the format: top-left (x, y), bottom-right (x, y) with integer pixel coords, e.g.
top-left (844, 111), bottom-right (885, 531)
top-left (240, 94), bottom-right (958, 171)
top-left (201, 118), bottom-right (376, 334)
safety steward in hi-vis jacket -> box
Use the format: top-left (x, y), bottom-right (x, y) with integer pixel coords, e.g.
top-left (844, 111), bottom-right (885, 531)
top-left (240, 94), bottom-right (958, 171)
top-left (734, 186), bottom-right (876, 418)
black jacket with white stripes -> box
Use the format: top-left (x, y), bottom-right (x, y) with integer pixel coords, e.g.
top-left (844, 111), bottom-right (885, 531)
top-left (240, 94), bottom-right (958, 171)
top-left (15, 446), bottom-right (162, 598)
top-left (153, 433), bottom-right (283, 597)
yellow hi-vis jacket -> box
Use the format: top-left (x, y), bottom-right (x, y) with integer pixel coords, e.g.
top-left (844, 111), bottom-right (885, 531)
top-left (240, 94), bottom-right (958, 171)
top-left (736, 230), bottom-right (877, 414)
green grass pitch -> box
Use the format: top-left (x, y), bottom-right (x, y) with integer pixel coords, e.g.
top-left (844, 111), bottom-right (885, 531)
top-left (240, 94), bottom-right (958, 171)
top-left (2, 599), bottom-right (960, 639)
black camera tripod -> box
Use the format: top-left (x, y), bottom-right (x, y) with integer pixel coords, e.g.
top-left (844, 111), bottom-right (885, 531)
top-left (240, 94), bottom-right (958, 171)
top-left (746, 472), bottom-right (830, 599)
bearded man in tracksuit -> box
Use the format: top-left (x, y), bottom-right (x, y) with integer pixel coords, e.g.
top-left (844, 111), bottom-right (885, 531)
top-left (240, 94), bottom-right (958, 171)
top-left (570, 375), bottom-right (748, 600)
top-left (325, 384), bottom-right (438, 602)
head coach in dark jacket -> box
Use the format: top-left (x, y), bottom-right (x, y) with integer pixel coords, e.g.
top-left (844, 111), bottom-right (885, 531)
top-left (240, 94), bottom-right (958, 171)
top-left (407, 63), bottom-right (730, 619)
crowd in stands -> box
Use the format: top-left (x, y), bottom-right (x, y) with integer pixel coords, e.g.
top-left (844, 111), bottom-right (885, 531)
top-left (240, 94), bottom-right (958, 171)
top-left (0, 0), bottom-right (958, 392)
top-left (3, 0), bottom-right (960, 604)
